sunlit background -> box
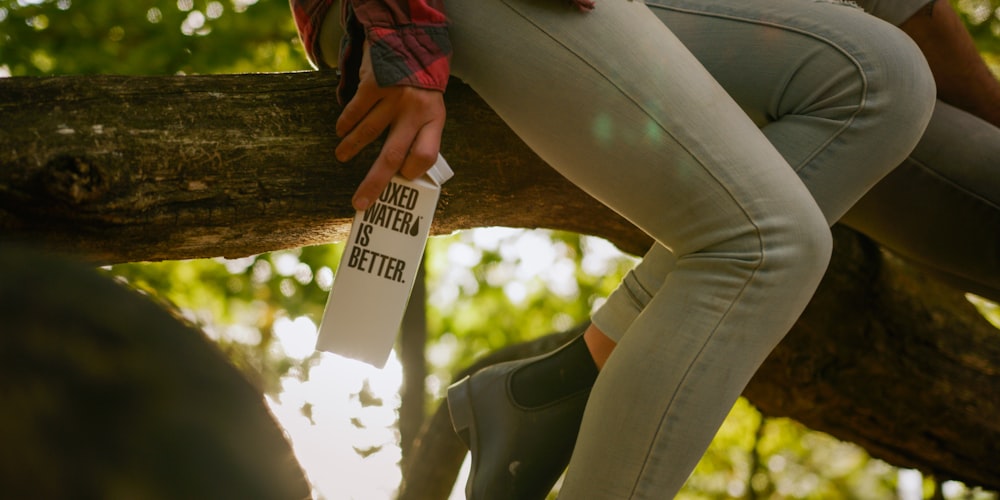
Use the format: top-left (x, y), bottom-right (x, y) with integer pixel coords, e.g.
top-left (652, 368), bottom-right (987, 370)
top-left (109, 228), bottom-right (999, 500)
top-left (3, 0), bottom-right (1000, 498)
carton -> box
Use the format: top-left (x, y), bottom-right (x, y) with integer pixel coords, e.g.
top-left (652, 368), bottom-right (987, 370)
top-left (316, 155), bottom-right (453, 367)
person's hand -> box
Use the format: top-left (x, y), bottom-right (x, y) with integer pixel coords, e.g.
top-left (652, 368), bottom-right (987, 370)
top-left (334, 42), bottom-right (446, 211)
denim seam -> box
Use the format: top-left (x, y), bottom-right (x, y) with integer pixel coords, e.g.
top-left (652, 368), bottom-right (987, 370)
top-left (497, 0), bottom-right (710, 175)
top-left (629, 246), bottom-right (765, 500)
top-left (487, 6), bottom-right (770, 495)
top-left (909, 155), bottom-right (1000, 211)
top-left (484, 5), bottom-right (770, 495)
top-left (497, 0), bottom-right (771, 241)
top-left (647, 2), bottom-right (870, 174)
top-left (622, 273), bottom-right (653, 310)
top-left (622, 11), bottom-right (816, 496)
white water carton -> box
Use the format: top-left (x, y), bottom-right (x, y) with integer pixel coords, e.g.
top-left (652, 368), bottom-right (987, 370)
top-left (316, 155), bottom-right (454, 368)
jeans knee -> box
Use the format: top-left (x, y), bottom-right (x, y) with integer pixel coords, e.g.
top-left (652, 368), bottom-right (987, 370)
top-left (781, 12), bottom-right (935, 154)
top-left (763, 206), bottom-right (833, 286)
top-left (799, 213), bottom-right (833, 276)
top-left (855, 20), bottom-right (936, 142)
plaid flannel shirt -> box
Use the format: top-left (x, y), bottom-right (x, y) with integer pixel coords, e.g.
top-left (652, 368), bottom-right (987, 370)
top-left (290, 0), bottom-right (451, 104)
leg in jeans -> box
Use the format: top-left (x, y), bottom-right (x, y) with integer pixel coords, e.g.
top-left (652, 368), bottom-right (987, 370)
top-left (572, 5), bottom-right (1000, 494)
top-left (566, 5), bottom-right (931, 492)
top-left (442, 0), bottom-right (933, 497)
top-left (604, 0), bottom-right (1000, 341)
top-left (842, 102), bottom-right (1000, 302)
top-left (594, 0), bottom-right (939, 343)
top-left (844, 0), bottom-right (1000, 299)
top-left (611, 86), bottom-right (1000, 334)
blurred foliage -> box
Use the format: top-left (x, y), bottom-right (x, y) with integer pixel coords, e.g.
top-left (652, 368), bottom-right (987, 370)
top-left (0, 0), bottom-right (309, 75)
top-left (955, 0), bottom-right (1000, 74)
top-left (109, 244), bottom-right (344, 394)
top-left (969, 293), bottom-right (1000, 328)
top-left (424, 230), bottom-right (635, 375)
top-left (4, 0), bottom-right (999, 498)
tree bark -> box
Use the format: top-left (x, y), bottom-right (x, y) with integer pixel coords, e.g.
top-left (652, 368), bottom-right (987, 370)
top-left (0, 245), bottom-right (313, 500)
top-left (0, 72), bottom-right (645, 263)
top-left (2, 73), bottom-right (998, 491)
top-left (398, 263), bottom-right (428, 474)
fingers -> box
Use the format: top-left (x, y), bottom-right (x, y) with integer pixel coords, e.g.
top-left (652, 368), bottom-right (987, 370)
top-left (398, 117), bottom-right (445, 180)
top-left (335, 68), bottom-right (390, 160)
top-left (350, 125), bottom-right (417, 210)
top-left (335, 42), bottom-right (446, 211)
top-left (351, 107), bottom-right (444, 211)
top-left (336, 88), bottom-right (396, 209)
top-left (335, 92), bottom-right (391, 162)
top-left (336, 40), bottom-right (377, 140)
top-left (344, 87), bottom-right (445, 211)
top-left (352, 151), bottom-right (397, 211)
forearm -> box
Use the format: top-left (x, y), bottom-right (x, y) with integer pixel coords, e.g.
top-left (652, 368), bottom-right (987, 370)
top-left (900, 0), bottom-right (1000, 127)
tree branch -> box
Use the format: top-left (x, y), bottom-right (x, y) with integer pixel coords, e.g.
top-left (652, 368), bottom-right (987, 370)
top-left (0, 72), bottom-right (645, 264)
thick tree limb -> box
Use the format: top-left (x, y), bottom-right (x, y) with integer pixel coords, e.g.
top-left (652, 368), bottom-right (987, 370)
top-left (0, 72), bottom-right (644, 263)
top-left (2, 73), bottom-right (998, 491)
top-left (748, 227), bottom-right (999, 490)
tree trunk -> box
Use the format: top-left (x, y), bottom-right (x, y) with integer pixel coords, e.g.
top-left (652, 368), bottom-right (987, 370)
top-left (398, 263), bottom-right (428, 474)
top-left (0, 245), bottom-right (313, 500)
top-left (2, 73), bottom-right (998, 491)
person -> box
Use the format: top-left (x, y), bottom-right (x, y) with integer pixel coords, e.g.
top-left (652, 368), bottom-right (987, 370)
top-left (440, 0), bottom-right (1000, 496)
top-left (841, 0), bottom-right (1000, 303)
top-left (290, 0), bottom-right (935, 497)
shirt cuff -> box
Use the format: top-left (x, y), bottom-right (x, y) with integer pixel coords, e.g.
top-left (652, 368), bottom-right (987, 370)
top-left (367, 24), bottom-right (451, 92)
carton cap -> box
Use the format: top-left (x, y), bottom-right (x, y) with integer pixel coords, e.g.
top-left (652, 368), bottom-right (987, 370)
top-left (426, 154), bottom-right (454, 186)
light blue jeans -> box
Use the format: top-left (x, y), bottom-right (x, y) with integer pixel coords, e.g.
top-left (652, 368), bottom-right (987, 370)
top-left (600, 0), bottom-right (1000, 333)
top-left (444, 0), bottom-right (934, 496)
top-left (842, 99), bottom-right (1000, 302)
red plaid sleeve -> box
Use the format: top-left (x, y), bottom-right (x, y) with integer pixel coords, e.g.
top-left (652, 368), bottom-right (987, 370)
top-left (289, 0), bottom-right (338, 70)
top-left (290, 0), bottom-right (451, 103)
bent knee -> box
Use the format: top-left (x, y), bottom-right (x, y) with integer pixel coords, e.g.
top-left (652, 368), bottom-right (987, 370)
top-left (759, 205), bottom-right (833, 284)
top-left (782, 10), bottom-right (935, 145)
top-left (858, 20), bottom-right (936, 131)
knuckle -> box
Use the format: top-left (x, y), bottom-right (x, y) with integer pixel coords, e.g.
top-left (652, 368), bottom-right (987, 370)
top-left (358, 123), bottom-right (382, 141)
top-left (382, 146), bottom-right (407, 167)
top-left (361, 168), bottom-right (391, 195)
top-left (409, 148), bottom-right (436, 166)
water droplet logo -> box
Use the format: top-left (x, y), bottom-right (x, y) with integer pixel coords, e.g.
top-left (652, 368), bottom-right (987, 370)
top-left (409, 216), bottom-right (422, 237)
